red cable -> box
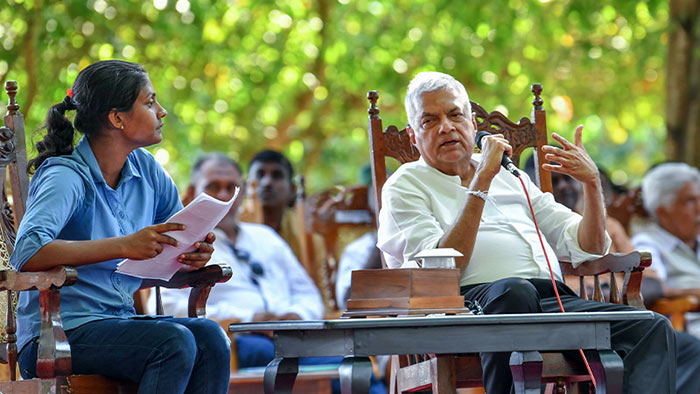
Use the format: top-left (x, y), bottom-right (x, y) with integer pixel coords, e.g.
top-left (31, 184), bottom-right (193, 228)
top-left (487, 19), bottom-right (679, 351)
top-left (516, 175), bottom-right (597, 389)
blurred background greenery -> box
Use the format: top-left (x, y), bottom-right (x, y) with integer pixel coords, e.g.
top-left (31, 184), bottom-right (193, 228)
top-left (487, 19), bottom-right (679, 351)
top-left (1, 0), bottom-right (694, 192)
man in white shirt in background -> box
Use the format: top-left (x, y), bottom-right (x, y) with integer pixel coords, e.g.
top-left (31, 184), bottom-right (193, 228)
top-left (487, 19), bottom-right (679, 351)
top-left (153, 152), bottom-right (324, 368)
top-left (377, 71), bottom-right (676, 393)
top-left (633, 162), bottom-right (700, 337)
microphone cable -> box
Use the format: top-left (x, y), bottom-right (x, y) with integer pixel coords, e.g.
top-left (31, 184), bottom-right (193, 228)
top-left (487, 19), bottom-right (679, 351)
top-left (515, 173), bottom-right (598, 389)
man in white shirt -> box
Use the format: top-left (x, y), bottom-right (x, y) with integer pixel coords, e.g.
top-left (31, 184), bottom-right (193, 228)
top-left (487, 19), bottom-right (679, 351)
top-left (154, 153), bottom-right (325, 367)
top-left (633, 163), bottom-right (700, 336)
top-left (378, 71), bottom-right (676, 393)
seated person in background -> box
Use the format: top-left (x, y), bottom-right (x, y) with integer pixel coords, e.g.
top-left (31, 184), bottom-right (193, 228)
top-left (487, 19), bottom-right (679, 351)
top-left (154, 153), bottom-right (324, 368)
top-left (378, 71), bottom-right (676, 393)
top-left (552, 167), bottom-right (700, 394)
top-left (632, 163), bottom-right (700, 337)
top-left (11, 60), bottom-right (229, 393)
top-left (245, 150), bottom-right (303, 259)
top-left (160, 153), bottom-right (387, 393)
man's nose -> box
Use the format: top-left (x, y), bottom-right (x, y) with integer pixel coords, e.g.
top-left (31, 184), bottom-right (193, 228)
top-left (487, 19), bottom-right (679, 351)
top-left (437, 117), bottom-right (453, 133)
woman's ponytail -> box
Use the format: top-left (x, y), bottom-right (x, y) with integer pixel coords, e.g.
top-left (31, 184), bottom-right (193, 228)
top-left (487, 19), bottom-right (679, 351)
top-left (28, 98), bottom-right (76, 172)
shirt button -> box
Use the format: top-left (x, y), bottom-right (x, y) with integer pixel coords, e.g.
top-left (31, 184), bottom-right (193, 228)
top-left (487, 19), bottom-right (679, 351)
top-left (119, 212), bottom-right (126, 219)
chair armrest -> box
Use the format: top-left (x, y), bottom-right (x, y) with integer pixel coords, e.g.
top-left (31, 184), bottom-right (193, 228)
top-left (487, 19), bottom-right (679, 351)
top-left (560, 252), bottom-right (651, 309)
top-left (0, 266), bottom-right (78, 379)
top-left (559, 251), bottom-right (651, 276)
top-left (139, 264), bottom-right (232, 289)
top-left (140, 265), bottom-right (233, 318)
top-left (0, 266), bottom-right (78, 291)
top-left (650, 295), bottom-right (700, 330)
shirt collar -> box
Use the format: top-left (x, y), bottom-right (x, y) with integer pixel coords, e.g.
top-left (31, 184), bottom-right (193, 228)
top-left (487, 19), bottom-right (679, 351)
top-left (650, 223), bottom-right (698, 254)
top-left (74, 137), bottom-right (141, 188)
top-left (415, 156), bottom-right (464, 184)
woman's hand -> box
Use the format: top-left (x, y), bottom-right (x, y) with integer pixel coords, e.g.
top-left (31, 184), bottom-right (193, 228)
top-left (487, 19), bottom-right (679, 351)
top-left (177, 232), bottom-right (216, 269)
top-left (121, 223), bottom-right (184, 259)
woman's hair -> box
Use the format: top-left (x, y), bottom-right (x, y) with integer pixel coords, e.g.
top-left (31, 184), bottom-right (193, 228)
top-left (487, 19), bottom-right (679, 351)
top-left (29, 60), bottom-right (149, 172)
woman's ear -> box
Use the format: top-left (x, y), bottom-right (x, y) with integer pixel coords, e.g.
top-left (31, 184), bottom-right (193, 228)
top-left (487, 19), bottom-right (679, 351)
top-left (107, 111), bottom-right (123, 130)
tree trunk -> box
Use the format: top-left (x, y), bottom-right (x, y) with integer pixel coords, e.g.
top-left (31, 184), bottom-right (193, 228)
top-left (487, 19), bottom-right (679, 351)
top-left (666, 0), bottom-right (700, 165)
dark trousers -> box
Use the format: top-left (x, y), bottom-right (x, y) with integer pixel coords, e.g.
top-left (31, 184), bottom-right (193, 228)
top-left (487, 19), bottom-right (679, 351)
top-left (18, 317), bottom-right (231, 394)
top-left (461, 277), bottom-right (677, 394)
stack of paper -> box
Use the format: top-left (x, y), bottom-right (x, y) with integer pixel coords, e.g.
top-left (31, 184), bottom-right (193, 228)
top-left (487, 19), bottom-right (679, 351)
top-left (116, 189), bottom-right (240, 280)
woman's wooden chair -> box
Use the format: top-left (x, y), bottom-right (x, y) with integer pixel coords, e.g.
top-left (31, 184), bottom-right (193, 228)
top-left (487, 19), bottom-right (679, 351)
top-left (367, 85), bottom-right (650, 393)
top-left (0, 81), bottom-right (232, 392)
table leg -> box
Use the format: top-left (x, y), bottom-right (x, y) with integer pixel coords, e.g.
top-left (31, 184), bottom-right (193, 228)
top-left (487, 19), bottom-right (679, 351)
top-left (584, 349), bottom-right (623, 394)
top-left (264, 357), bottom-right (299, 394)
top-left (510, 351), bottom-right (543, 394)
top-left (338, 356), bottom-right (373, 394)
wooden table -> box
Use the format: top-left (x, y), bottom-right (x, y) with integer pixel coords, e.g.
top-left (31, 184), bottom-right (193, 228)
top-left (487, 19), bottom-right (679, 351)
top-left (230, 311), bottom-right (653, 394)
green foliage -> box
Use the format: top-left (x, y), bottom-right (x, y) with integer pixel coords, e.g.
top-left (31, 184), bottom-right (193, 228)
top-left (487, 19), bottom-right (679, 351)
top-left (1, 0), bottom-right (669, 191)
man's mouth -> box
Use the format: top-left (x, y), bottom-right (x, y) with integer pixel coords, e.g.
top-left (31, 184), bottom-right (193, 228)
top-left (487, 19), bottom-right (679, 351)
top-left (440, 140), bottom-right (459, 147)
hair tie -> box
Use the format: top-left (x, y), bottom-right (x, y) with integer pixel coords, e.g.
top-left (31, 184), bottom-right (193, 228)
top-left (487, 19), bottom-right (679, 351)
top-left (66, 89), bottom-right (73, 98)
top-left (62, 94), bottom-right (77, 111)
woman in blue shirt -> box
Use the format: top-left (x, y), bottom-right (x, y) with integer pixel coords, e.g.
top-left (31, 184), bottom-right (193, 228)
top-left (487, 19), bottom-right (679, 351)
top-left (10, 60), bottom-right (230, 394)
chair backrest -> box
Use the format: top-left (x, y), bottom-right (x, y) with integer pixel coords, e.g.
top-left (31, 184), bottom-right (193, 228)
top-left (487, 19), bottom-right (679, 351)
top-left (0, 81), bottom-right (32, 380)
top-left (367, 84), bottom-right (551, 219)
top-left (304, 184), bottom-right (375, 310)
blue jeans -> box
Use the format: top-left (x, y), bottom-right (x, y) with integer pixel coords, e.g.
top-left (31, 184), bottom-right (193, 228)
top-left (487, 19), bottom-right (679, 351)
top-left (18, 317), bottom-right (230, 394)
top-left (236, 333), bottom-right (387, 394)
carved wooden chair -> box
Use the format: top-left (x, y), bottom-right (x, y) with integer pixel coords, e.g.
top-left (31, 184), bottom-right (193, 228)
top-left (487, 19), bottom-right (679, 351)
top-left (303, 184), bottom-right (376, 312)
top-left (0, 81), bottom-right (232, 393)
top-left (367, 85), bottom-right (650, 393)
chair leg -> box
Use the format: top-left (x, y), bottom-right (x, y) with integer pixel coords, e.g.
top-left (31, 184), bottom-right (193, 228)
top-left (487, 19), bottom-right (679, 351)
top-left (583, 349), bottom-right (623, 394)
top-left (264, 357), bottom-right (298, 394)
top-left (389, 355), bottom-right (399, 394)
top-left (430, 354), bottom-right (456, 393)
top-left (339, 356), bottom-right (373, 394)
top-left (509, 351), bottom-right (543, 394)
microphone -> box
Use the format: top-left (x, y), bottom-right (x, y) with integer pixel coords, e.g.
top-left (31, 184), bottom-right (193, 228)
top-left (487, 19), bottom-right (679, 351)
top-left (474, 130), bottom-right (520, 177)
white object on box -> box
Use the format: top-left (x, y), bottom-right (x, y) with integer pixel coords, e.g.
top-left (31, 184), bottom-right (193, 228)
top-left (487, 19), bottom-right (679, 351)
top-left (414, 248), bottom-right (463, 268)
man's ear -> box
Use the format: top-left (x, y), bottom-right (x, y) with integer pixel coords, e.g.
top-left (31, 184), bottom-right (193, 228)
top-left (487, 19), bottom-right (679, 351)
top-left (107, 111), bottom-right (123, 130)
top-left (407, 125), bottom-right (417, 145)
top-left (471, 112), bottom-right (478, 129)
top-left (183, 184), bottom-right (196, 206)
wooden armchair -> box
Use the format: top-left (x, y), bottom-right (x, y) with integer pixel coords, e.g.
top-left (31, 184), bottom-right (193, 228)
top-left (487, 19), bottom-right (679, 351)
top-left (0, 81), bottom-right (232, 392)
top-left (303, 184), bottom-right (376, 312)
top-left (367, 85), bottom-right (650, 393)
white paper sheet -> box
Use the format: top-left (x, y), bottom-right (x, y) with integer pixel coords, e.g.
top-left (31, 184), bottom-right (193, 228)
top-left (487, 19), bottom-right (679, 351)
top-left (116, 189), bottom-right (240, 280)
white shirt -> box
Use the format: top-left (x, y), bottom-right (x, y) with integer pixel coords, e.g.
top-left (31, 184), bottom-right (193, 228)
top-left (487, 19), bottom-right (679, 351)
top-left (335, 231), bottom-right (379, 310)
top-left (377, 156), bottom-right (610, 287)
top-left (631, 223), bottom-right (700, 287)
top-left (151, 222), bottom-right (324, 322)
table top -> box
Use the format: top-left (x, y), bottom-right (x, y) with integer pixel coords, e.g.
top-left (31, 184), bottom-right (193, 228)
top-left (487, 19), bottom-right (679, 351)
top-left (229, 311), bottom-right (654, 332)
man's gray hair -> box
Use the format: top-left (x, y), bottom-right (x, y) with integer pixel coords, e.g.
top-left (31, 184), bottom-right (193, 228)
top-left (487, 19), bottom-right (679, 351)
top-left (642, 162), bottom-right (700, 219)
top-left (404, 72), bottom-right (472, 131)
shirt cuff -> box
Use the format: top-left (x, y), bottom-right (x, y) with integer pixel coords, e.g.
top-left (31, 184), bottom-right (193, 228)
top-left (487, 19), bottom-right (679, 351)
top-left (566, 221), bottom-right (612, 268)
top-left (10, 231), bottom-right (55, 271)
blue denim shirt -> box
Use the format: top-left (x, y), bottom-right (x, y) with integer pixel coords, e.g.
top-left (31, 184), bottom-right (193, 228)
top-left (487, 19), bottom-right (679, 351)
top-left (10, 137), bottom-right (183, 351)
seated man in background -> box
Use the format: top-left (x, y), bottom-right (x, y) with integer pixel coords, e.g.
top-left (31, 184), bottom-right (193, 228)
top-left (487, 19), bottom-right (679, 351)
top-left (632, 162), bottom-right (700, 337)
top-left (378, 71), bottom-right (676, 393)
top-left (552, 167), bottom-right (700, 394)
top-left (243, 151), bottom-right (326, 280)
top-left (245, 150), bottom-right (303, 259)
top-left (153, 153), bottom-right (324, 368)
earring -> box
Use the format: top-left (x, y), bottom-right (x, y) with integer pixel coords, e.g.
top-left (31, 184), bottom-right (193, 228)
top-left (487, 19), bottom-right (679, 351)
top-left (120, 124), bottom-right (124, 130)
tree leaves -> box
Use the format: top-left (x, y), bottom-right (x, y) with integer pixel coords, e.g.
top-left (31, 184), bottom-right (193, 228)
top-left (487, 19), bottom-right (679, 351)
top-left (1, 0), bottom-right (670, 189)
